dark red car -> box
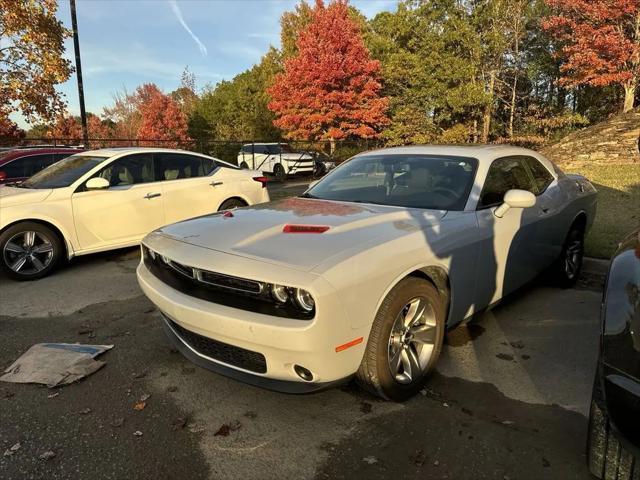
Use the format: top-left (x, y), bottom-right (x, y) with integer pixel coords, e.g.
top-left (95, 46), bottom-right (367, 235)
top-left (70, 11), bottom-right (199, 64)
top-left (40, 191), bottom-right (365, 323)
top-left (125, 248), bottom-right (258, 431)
top-left (0, 147), bottom-right (85, 185)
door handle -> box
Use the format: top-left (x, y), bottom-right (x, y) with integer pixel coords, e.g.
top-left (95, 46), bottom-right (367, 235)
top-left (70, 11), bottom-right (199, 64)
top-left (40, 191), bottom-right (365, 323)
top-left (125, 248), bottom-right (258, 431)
top-left (144, 192), bottom-right (161, 199)
top-left (210, 181), bottom-right (224, 187)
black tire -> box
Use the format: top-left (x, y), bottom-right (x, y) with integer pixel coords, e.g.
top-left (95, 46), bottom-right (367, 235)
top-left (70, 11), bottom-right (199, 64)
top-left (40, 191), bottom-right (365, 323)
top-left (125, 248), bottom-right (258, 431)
top-left (0, 221), bottom-right (63, 281)
top-left (218, 198), bottom-right (247, 211)
top-left (240, 162), bottom-right (249, 170)
top-left (587, 374), bottom-right (639, 479)
top-left (356, 277), bottom-right (446, 401)
top-left (273, 163), bottom-right (286, 182)
top-left (551, 223), bottom-right (585, 288)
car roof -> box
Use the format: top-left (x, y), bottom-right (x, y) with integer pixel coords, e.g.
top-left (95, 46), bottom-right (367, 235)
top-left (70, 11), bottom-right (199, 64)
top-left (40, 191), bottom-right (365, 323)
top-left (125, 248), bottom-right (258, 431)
top-left (78, 147), bottom-right (238, 169)
top-left (0, 147), bottom-right (86, 164)
top-left (355, 144), bottom-right (546, 162)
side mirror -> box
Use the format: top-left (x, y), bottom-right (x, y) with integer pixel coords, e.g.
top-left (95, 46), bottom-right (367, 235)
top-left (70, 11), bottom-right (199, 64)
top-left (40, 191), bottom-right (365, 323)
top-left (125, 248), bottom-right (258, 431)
top-left (494, 189), bottom-right (536, 218)
top-left (86, 177), bottom-right (110, 191)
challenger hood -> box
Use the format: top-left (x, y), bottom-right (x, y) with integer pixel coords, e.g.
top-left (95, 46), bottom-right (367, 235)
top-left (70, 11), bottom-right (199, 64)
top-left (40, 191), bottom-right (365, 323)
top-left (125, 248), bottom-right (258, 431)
top-left (0, 186), bottom-right (53, 207)
top-left (155, 197), bottom-right (446, 271)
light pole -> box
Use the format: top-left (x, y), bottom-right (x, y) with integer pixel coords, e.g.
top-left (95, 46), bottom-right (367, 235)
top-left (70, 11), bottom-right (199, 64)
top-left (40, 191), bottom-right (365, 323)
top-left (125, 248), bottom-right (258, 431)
top-left (70, 0), bottom-right (88, 146)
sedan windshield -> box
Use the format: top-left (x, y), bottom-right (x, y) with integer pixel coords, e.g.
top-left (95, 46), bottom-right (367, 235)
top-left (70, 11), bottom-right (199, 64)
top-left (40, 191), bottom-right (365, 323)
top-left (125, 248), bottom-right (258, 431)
top-left (305, 154), bottom-right (478, 211)
top-left (20, 155), bottom-right (107, 189)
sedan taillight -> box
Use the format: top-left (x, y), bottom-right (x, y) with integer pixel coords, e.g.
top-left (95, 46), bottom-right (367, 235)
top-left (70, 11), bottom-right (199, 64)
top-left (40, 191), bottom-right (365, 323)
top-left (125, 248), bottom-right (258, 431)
top-left (253, 176), bottom-right (268, 188)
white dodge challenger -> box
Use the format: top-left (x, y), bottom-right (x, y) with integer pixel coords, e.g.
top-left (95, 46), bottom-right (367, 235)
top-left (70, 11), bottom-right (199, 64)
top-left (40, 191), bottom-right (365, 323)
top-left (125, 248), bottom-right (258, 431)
top-left (137, 145), bottom-right (597, 400)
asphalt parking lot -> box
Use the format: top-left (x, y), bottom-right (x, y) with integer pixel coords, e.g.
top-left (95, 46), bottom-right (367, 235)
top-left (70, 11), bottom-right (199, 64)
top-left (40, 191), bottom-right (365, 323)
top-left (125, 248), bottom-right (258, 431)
top-left (1, 181), bottom-right (605, 480)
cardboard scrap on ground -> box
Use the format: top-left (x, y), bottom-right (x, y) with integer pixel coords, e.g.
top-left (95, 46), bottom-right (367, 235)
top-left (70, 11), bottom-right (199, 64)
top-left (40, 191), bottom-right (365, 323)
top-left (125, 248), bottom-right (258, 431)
top-left (0, 343), bottom-right (113, 387)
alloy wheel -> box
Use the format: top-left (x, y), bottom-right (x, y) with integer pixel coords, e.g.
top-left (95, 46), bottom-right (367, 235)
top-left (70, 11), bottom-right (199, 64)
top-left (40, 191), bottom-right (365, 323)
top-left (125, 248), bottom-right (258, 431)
top-left (387, 296), bottom-right (437, 384)
top-left (564, 237), bottom-right (583, 280)
top-left (2, 231), bottom-right (54, 275)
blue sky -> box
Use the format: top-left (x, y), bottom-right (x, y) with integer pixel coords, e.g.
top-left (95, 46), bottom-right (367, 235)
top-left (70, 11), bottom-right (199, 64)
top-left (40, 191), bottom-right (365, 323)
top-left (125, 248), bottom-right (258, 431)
top-left (13, 0), bottom-right (397, 128)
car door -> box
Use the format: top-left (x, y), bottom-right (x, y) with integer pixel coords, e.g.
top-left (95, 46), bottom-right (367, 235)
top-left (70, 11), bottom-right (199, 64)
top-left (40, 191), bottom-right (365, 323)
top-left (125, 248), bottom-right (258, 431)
top-left (155, 152), bottom-right (228, 224)
top-left (71, 152), bottom-right (165, 251)
top-left (474, 156), bottom-right (543, 305)
top-left (523, 156), bottom-right (566, 264)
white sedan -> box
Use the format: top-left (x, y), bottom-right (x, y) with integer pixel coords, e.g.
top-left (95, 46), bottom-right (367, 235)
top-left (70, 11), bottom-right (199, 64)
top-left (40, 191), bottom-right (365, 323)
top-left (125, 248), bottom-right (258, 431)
top-left (137, 145), bottom-right (596, 400)
top-left (0, 147), bottom-right (269, 280)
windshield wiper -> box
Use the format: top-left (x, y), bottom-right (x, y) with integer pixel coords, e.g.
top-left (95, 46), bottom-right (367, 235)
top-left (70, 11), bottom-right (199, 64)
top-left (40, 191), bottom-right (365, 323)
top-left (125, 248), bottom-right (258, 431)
top-left (348, 199), bottom-right (388, 206)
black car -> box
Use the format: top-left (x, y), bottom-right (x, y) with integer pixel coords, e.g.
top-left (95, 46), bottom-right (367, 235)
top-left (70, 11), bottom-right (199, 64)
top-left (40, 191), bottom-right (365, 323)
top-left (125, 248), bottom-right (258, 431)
top-left (588, 228), bottom-right (640, 478)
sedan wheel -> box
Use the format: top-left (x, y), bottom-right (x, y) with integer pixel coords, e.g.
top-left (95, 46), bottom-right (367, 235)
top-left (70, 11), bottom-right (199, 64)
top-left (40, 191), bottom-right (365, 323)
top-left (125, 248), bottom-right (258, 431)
top-left (356, 277), bottom-right (445, 401)
top-left (0, 222), bottom-right (62, 280)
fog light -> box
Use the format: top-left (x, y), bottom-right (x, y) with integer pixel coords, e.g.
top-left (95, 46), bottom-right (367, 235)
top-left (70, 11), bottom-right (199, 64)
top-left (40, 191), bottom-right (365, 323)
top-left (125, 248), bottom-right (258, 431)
top-left (271, 284), bottom-right (289, 303)
top-left (294, 288), bottom-right (315, 312)
top-left (294, 365), bottom-right (313, 381)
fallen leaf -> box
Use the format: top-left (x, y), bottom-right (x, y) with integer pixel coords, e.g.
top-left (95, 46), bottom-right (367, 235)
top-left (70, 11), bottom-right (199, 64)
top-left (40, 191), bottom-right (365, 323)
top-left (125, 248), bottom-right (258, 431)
top-left (133, 430), bottom-right (143, 437)
top-left (214, 424), bottom-right (231, 437)
top-left (39, 450), bottom-right (56, 461)
top-left (214, 420), bottom-right (241, 437)
top-left (409, 449), bottom-right (426, 466)
top-left (139, 393), bottom-right (150, 402)
top-left (3, 443), bottom-right (21, 457)
top-left (360, 402), bottom-right (372, 414)
top-left (47, 392), bottom-right (59, 399)
top-left (133, 401), bottom-right (146, 411)
top-left (243, 411), bottom-right (257, 419)
top-left (167, 386), bottom-right (178, 393)
top-left (171, 417), bottom-right (188, 430)
top-left (362, 456), bottom-right (378, 465)
top-left (433, 459), bottom-right (440, 466)
top-left (79, 408), bottom-right (92, 415)
top-left (111, 418), bottom-right (124, 428)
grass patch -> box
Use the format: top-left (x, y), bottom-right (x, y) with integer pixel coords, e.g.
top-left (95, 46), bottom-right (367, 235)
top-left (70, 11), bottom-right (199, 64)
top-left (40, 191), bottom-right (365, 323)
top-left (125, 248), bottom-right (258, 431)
top-left (567, 164), bottom-right (640, 258)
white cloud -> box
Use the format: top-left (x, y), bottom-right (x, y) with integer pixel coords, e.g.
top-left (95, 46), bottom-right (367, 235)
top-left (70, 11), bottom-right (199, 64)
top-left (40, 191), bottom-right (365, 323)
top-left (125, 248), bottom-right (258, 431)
top-left (168, 0), bottom-right (207, 56)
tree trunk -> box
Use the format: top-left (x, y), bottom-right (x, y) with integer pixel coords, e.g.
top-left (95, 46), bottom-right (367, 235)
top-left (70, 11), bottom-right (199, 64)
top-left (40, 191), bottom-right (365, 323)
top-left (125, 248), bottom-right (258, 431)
top-left (623, 80), bottom-right (637, 113)
top-left (481, 71), bottom-right (496, 143)
top-left (508, 74), bottom-right (518, 138)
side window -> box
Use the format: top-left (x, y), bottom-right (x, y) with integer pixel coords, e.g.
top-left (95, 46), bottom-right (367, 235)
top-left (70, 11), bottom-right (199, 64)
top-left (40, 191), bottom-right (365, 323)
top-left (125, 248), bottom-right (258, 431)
top-left (3, 154), bottom-right (52, 178)
top-left (156, 153), bottom-right (214, 181)
top-left (1, 158), bottom-right (28, 177)
top-left (478, 157), bottom-right (536, 209)
top-left (523, 157), bottom-right (554, 194)
top-left (96, 153), bottom-right (154, 186)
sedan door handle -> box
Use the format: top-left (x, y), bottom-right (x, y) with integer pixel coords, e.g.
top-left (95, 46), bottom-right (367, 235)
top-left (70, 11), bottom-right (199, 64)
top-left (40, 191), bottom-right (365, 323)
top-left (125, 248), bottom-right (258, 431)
top-left (144, 192), bottom-right (161, 199)
top-left (210, 181), bottom-right (224, 187)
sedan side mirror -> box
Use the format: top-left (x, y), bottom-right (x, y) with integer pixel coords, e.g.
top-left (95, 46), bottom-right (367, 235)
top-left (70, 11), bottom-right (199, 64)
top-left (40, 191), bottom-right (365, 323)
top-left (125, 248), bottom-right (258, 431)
top-left (494, 189), bottom-right (536, 218)
top-left (86, 177), bottom-right (110, 191)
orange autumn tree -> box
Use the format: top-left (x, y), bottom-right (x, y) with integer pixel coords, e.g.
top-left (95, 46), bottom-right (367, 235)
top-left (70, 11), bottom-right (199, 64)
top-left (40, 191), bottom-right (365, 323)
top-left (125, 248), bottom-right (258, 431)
top-left (47, 114), bottom-right (113, 144)
top-left (136, 84), bottom-right (190, 147)
top-left (543, 0), bottom-right (640, 112)
top-left (267, 0), bottom-right (389, 145)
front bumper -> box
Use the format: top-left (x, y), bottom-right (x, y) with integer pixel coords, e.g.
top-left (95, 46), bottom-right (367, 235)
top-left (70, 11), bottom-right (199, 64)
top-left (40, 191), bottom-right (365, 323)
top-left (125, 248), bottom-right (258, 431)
top-left (136, 251), bottom-right (368, 391)
top-left (161, 312), bottom-right (350, 393)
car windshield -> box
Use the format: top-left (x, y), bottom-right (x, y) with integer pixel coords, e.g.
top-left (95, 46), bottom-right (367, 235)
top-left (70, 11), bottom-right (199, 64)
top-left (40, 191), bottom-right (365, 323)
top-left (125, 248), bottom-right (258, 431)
top-left (20, 155), bottom-right (107, 189)
top-left (305, 154), bottom-right (478, 211)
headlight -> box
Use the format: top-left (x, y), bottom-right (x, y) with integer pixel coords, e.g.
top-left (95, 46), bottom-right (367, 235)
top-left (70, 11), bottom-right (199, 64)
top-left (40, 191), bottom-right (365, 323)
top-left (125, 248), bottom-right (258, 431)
top-left (271, 284), bottom-right (289, 304)
top-left (294, 288), bottom-right (315, 312)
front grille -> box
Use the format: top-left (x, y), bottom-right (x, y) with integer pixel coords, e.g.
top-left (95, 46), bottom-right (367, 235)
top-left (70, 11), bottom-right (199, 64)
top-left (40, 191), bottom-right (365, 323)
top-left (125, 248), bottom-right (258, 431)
top-left (199, 270), bottom-right (263, 294)
top-left (143, 246), bottom-right (314, 320)
top-left (168, 318), bottom-right (267, 373)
